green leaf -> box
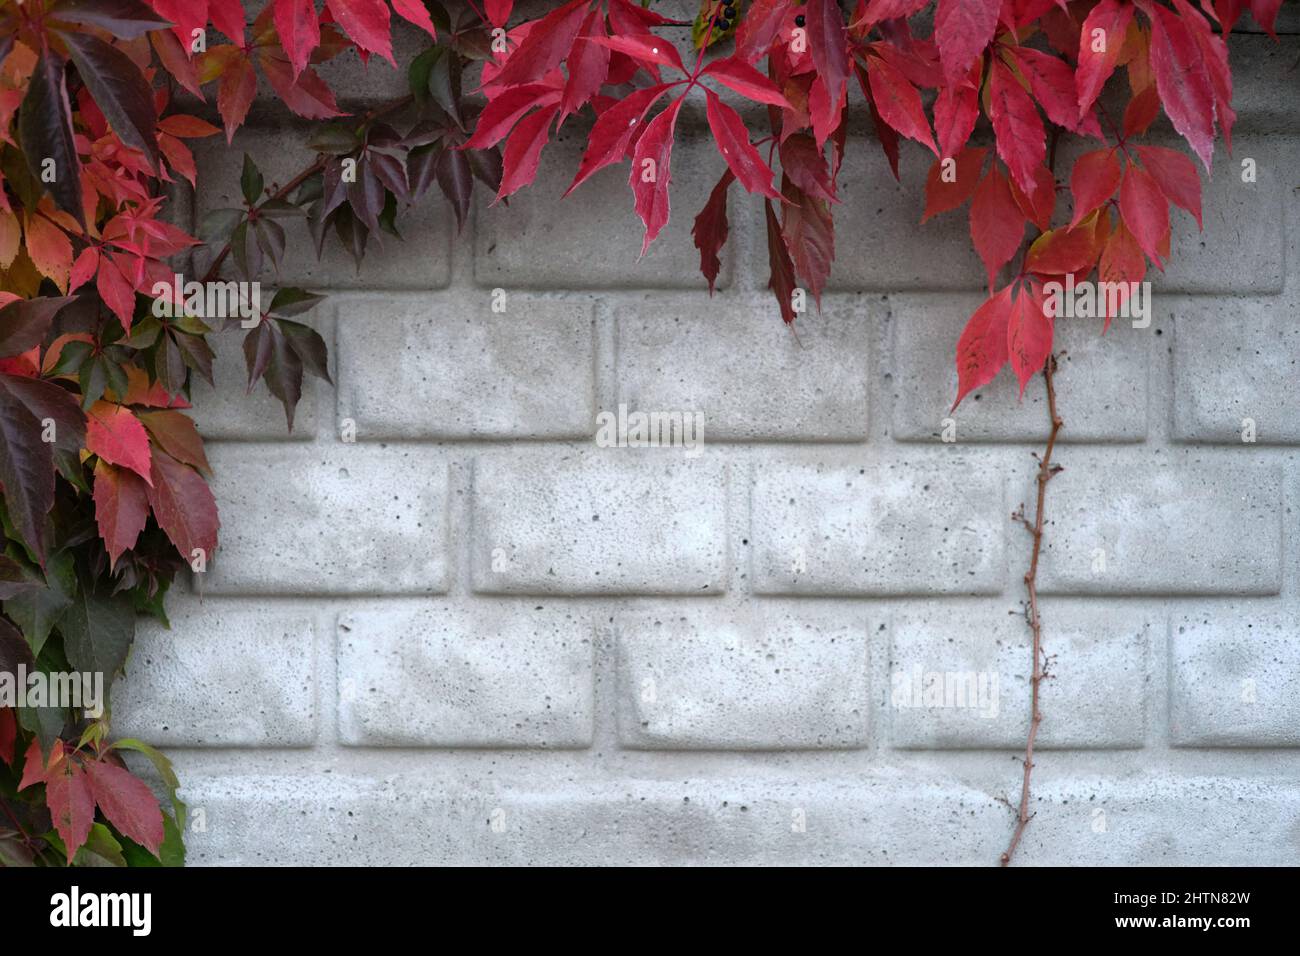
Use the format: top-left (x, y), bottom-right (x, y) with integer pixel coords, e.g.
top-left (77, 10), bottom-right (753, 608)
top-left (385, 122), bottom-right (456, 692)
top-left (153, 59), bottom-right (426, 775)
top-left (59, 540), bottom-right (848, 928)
top-left (75, 822), bottom-right (127, 866)
top-left (18, 50), bottom-right (84, 226)
top-left (306, 122), bottom-right (362, 155)
top-left (119, 810), bottom-right (184, 867)
top-left (240, 153), bottom-right (264, 206)
top-left (57, 569), bottom-right (136, 683)
top-left (60, 30), bottom-right (160, 172)
top-left (3, 549), bottom-right (75, 657)
top-left (278, 319), bottom-right (332, 384)
top-left (198, 207), bottom-right (246, 245)
top-left (50, 339), bottom-right (93, 377)
top-left (268, 287), bottom-right (324, 317)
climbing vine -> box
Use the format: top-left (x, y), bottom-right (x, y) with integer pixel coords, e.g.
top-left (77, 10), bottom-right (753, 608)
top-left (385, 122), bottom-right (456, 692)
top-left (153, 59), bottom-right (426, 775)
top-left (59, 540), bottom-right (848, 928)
top-left (0, 0), bottom-right (1279, 866)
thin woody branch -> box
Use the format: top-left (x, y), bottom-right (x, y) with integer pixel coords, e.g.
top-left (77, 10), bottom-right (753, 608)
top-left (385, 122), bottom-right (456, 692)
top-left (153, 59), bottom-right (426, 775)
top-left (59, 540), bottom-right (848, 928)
top-left (1001, 353), bottom-right (1064, 867)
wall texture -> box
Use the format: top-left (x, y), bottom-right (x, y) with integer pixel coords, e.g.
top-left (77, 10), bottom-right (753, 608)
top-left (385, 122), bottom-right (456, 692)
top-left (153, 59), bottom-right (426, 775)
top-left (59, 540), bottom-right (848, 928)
top-left (114, 13), bottom-right (1300, 865)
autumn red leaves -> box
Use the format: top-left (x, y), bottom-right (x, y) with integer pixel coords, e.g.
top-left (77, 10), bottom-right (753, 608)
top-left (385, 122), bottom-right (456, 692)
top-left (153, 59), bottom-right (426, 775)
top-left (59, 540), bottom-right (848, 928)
top-left (476, 0), bottom-right (1265, 413)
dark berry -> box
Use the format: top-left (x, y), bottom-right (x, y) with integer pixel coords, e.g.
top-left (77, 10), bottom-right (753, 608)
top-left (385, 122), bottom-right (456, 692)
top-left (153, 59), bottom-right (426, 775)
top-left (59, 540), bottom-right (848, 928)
top-left (718, 17), bottom-right (731, 30)
top-left (724, 4), bottom-right (737, 16)
top-left (795, 14), bottom-right (805, 27)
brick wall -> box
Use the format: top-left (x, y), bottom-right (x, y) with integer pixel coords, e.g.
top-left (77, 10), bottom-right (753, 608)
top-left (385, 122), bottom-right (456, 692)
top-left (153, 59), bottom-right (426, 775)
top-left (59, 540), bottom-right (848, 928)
top-left (113, 12), bottom-right (1300, 865)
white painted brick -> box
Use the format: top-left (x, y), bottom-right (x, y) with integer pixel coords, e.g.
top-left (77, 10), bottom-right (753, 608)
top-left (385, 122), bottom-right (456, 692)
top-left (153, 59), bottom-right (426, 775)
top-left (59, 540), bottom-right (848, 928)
top-left (824, 139), bottom-right (984, 292)
top-left (470, 451), bottom-right (728, 594)
top-left (189, 321), bottom-right (321, 441)
top-left (615, 607), bottom-right (870, 749)
top-left (1038, 460), bottom-right (1282, 595)
top-left (337, 604), bottom-right (594, 747)
top-left (1170, 611), bottom-right (1300, 747)
top-left (205, 445), bottom-right (449, 594)
top-left (1014, 773), bottom-right (1300, 865)
top-left (889, 604), bottom-right (1149, 749)
top-left (336, 294), bottom-right (595, 439)
top-left (1172, 301), bottom-right (1300, 443)
top-left (114, 599), bottom-right (315, 747)
top-left (615, 293), bottom-right (871, 441)
top-left (175, 770), bottom-right (1010, 865)
top-left (1150, 134), bottom-right (1284, 294)
top-left (751, 460), bottom-right (1005, 595)
top-left (193, 126), bottom-right (451, 290)
top-left (474, 125), bottom-right (735, 290)
top-left (890, 294), bottom-right (1149, 442)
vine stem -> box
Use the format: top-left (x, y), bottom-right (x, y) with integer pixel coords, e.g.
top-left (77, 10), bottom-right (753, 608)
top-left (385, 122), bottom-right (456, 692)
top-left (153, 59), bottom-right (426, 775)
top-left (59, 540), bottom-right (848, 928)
top-left (200, 95), bottom-right (413, 285)
top-left (1000, 353), bottom-right (1063, 867)
top-left (199, 157), bottom-right (326, 285)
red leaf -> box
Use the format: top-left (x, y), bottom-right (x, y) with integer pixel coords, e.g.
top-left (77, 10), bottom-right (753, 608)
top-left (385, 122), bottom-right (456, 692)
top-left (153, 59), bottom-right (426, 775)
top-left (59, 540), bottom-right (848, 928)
top-left (934, 0), bottom-right (1001, 85)
top-left (96, 254), bottom-right (137, 335)
top-left (858, 0), bottom-right (932, 27)
top-left (953, 284), bottom-right (1014, 409)
top-left (692, 170), bottom-right (734, 294)
top-left (1075, 0), bottom-right (1133, 118)
top-left (779, 133), bottom-right (838, 204)
top-left (702, 56), bottom-right (790, 107)
top-left (922, 146), bottom-right (988, 222)
top-left (146, 448), bottom-right (219, 563)
top-left (324, 0), bottom-right (394, 64)
top-left (560, 11), bottom-right (610, 124)
top-left (933, 76), bottom-right (979, 159)
top-left (1007, 280), bottom-right (1053, 395)
top-left (588, 34), bottom-right (686, 74)
top-left (273, 0), bottom-right (320, 79)
top-left (806, 0), bottom-right (850, 121)
top-left (1148, 3), bottom-right (1216, 170)
top-left (84, 759), bottom-right (165, 857)
top-left (629, 96), bottom-right (684, 254)
top-left (208, 0), bottom-right (246, 46)
top-left (392, 0), bottom-right (437, 38)
top-left (764, 198), bottom-right (798, 325)
top-left (988, 60), bottom-right (1046, 200)
top-left (780, 178), bottom-right (835, 307)
top-left (216, 53), bottom-right (256, 143)
top-left (1135, 144), bottom-right (1202, 229)
top-left (866, 55), bottom-right (936, 155)
top-left (45, 753), bottom-right (94, 864)
top-left (258, 52), bottom-right (344, 120)
top-left (1012, 46), bottom-right (1102, 136)
top-left (486, 0), bottom-right (514, 28)
top-left (565, 84), bottom-right (671, 196)
top-left (1069, 148), bottom-right (1123, 226)
top-left (735, 0), bottom-right (793, 63)
top-left (1123, 84), bottom-right (1162, 138)
top-left (1098, 217), bottom-right (1147, 329)
top-left (969, 165), bottom-right (1027, 290)
top-left (463, 85), bottom-right (562, 151)
top-left (487, 0), bottom-right (588, 90)
top-left (496, 103), bottom-right (559, 200)
top-left (1119, 164), bottom-right (1170, 268)
top-left (87, 402), bottom-right (153, 485)
top-left (808, 72), bottom-right (846, 150)
top-left (705, 90), bottom-right (779, 199)
top-left (70, 246), bottom-right (99, 291)
top-left (93, 460), bottom-right (150, 569)
top-left (1009, 163), bottom-right (1057, 232)
top-left (18, 738), bottom-right (44, 791)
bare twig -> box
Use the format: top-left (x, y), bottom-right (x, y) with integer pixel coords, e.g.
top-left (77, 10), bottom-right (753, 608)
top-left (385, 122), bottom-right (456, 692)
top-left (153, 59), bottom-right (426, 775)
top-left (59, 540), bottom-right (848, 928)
top-left (1001, 354), bottom-right (1063, 867)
